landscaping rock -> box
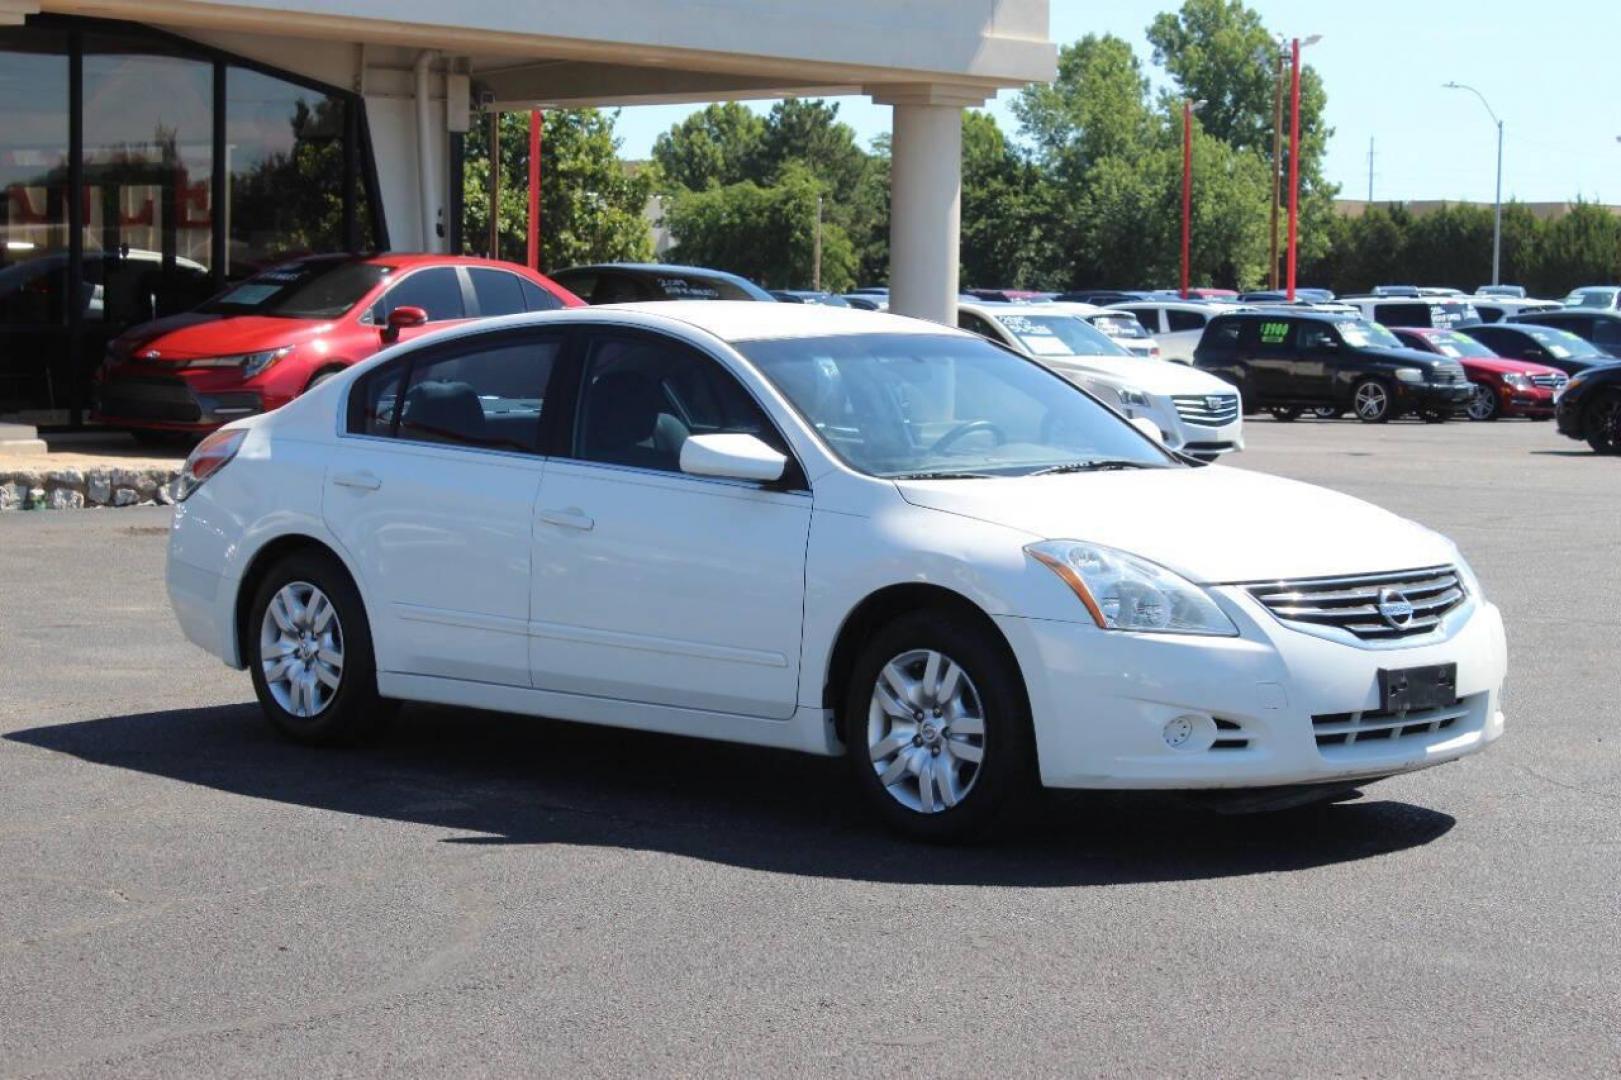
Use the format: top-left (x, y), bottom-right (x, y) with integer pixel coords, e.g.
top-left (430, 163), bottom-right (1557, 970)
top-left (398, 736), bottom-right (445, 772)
top-left (155, 482), bottom-right (176, 506)
top-left (49, 487), bottom-right (86, 510)
top-left (86, 470), bottom-right (112, 506)
top-left (0, 481), bottom-right (23, 511)
top-left (113, 489), bottom-right (141, 507)
top-left (46, 468), bottom-right (85, 489)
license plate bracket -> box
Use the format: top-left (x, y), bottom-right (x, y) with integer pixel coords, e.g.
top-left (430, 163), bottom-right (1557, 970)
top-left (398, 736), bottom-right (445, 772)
top-left (1378, 663), bottom-right (1457, 713)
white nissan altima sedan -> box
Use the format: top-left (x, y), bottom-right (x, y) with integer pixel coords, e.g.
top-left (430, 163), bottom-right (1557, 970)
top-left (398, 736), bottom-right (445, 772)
top-left (166, 302), bottom-right (1506, 839)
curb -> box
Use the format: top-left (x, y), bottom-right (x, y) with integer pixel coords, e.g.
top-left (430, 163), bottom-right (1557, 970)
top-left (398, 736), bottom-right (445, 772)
top-left (0, 466), bottom-right (180, 512)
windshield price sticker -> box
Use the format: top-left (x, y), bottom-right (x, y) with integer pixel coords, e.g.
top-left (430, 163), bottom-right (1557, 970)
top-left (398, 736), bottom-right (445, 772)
top-left (1000, 315), bottom-right (1054, 336)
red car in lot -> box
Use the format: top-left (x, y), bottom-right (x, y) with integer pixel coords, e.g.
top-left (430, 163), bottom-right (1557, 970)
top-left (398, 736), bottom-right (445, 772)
top-left (1389, 325), bottom-right (1567, 421)
top-left (94, 254), bottom-right (581, 438)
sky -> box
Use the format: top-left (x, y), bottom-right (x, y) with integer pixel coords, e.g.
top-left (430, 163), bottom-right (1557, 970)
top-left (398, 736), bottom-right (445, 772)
top-left (611, 0), bottom-right (1620, 205)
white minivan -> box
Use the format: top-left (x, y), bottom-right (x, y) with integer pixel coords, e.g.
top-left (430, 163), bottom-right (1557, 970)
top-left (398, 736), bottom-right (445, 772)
top-left (959, 301), bottom-right (1244, 459)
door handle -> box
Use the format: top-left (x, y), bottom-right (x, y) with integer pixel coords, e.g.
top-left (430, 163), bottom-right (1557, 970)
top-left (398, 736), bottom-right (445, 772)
top-left (537, 507), bottom-right (594, 531)
top-left (331, 471), bottom-right (382, 491)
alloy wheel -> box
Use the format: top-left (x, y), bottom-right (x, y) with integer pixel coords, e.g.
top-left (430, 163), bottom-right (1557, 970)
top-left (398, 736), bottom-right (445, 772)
top-left (1466, 383), bottom-right (1498, 421)
top-left (259, 581), bottom-right (345, 718)
top-left (867, 649), bottom-right (986, 814)
top-left (1588, 393), bottom-right (1621, 454)
top-left (1354, 381), bottom-right (1389, 421)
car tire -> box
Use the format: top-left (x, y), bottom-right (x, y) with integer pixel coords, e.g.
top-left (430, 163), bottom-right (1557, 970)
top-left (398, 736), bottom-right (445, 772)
top-left (1421, 409), bottom-right (1449, 424)
top-left (1584, 390), bottom-right (1621, 454)
top-left (1465, 382), bottom-right (1500, 421)
top-left (1311, 406), bottom-right (1343, 420)
top-left (1269, 406), bottom-right (1302, 422)
top-left (247, 549), bottom-right (388, 746)
top-left (1352, 379), bottom-right (1394, 423)
top-left (843, 609), bottom-right (1034, 842)
top-left (304, 368), bottom-right (343, 393)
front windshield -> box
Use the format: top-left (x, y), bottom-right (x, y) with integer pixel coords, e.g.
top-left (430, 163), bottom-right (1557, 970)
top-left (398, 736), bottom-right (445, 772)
top-left (201, 260), bottom-right (391, 319)
top-left (737, 332), bottom-right (1174, 479)
top-left (1423, 331), bottom-right (1497, 359)
top-left (991, 313), bottom-right (1128, 358)
top-left (1338, 319), bottom-right (1404, 349)
top-left (1564, 288), bottom-right (1617, 308)
top-left (1525, 326), bottom-right (1605, 358)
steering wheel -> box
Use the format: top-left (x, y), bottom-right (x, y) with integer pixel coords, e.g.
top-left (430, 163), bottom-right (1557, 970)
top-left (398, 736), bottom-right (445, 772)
top-left (928, 419), bottom-right (1007, 455)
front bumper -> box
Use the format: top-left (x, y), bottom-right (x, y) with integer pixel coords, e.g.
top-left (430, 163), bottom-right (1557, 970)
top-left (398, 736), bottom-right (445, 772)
top-left (997, 589), bottom-right (1506, 791)
top-left (1394, 381), bottom-right (1473, 413)
top-left (92, 368), bottom-right (270, 431)
top-left (1496, 384), bottom-right (1555, 417)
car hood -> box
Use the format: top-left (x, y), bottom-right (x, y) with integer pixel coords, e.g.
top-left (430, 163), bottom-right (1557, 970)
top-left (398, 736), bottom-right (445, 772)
top-left (895, 465), bottom-right (1455, 584)
top-left (113, 314), bottom-right (337, 361)
top-left (1038, 354), bottom-right (1235, 395)
top-left (1459, 356), bottom-right (1560, 377)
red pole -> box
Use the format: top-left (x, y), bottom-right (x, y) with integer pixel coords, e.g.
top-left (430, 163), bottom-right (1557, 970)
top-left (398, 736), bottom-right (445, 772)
top-left (526, 107), bottom-right (542, 270)
top-left (1285, 37), bottom-right (1302, 302)
top-left (1181, 99), bottom-right (1193, 300)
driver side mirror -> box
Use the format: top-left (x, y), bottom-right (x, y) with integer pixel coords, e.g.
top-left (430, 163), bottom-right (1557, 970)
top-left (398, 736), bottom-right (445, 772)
top-left (679, 432), bottom-right (787, 484)
top-left (1129, 416), bottom-right (1164, 443)
top-left (381, 305), bottom-right (427, 344)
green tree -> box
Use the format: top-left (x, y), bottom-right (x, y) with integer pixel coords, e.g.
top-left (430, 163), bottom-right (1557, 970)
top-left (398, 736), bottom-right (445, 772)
top-left (1527, 201), bottom-right (1621, 296)
top-left (961, 111), bottom-right (1053, 288)
top-left (461, 108), bottom-right (653, 269)
top-left (1014, 34), bottom-right (1152, 175)
top-left (650, 102), bottom-right (764, 191)
top-left (663, 162), bottom-right (857, 291)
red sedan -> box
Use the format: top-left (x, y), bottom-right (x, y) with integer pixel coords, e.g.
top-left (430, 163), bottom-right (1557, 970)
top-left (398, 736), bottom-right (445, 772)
top-left (1390, 326), bottom-right (1567, 421)
top-left (94, 254), bottom-right (581, 438)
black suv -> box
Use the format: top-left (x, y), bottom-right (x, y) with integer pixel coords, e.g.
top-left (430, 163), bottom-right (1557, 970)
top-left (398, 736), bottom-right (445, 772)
top-left (1194, 311), bottom-right (1474, 423)
top-left (1554, 361), bottom-right (1621, 453)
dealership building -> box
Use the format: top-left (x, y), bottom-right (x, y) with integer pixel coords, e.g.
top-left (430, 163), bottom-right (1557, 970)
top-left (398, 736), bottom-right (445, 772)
top-left (0, 0), bottom-right (1055, 424)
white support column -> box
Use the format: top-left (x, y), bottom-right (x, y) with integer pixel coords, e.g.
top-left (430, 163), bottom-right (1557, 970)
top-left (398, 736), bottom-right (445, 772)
top-left (870, 83), bottom-right (988, 325)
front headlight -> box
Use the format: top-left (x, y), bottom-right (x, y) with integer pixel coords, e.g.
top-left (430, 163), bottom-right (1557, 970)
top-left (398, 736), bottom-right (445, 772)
top-left (185, 347), bottom-right (291, 377)
top-left (1502, 372), bottom-right (1532, 390)
top-left (1394, 367), bottom-right (1426, 383)
top-left (1117, 387), bottom-right (1150, 408)
top-left (1026, 540), bottom-right (1238, 636)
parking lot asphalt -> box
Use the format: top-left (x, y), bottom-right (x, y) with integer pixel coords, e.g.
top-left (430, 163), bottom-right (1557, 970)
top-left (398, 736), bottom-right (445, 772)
top-left (2, 416), bottom-right (1617, 1078)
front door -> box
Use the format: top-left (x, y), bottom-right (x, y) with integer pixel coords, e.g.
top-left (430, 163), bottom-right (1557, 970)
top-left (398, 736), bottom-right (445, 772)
top-left (323, 329), bottom-right (562, 686)
top-left (529, 329), bottom-right (811, 719)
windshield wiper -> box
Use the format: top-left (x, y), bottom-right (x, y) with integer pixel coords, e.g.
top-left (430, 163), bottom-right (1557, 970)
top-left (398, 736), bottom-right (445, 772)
top-left (888, 470), bottom-right (995, 480)
top-left (1029, 459), bottom-right (1157, 476)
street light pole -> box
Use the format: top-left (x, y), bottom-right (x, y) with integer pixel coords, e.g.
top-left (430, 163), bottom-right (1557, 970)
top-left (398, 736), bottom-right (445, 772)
top-left (1180, 98), bottom-right (1206, 300)
top-left (1444, 81), bottom-right (1504, 286)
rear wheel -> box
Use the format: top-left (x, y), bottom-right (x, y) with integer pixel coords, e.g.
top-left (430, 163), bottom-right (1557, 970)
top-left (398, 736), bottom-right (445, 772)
top-left (1352, 379), bottom-right (1394, 423)
top-left (1585, 390), bottom-right (1621, 454)
top-left (1269, 406), bottom-right (1302, 422)
top-left (1465, 382), bottom-right (1500, 421)
top-left (247, 550), bottom-right (388, 745)
top-left (844, 610), bottom-right (1034, 841)
top-left (1311, 406), bottom-right (1343, 420)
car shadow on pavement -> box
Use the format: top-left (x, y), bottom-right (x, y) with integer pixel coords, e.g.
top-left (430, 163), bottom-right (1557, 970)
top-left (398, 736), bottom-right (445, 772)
top-left (7, 703), bottom-right (1455, 888)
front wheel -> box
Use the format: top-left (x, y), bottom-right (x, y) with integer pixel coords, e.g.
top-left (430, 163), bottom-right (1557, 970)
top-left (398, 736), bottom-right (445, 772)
top-left (247, 550), bottom-right (388, 745)
top-left (1585, 390), bottom-right (1621, 454)
top-left (844, 610), bottom-right (1034, 841)
top-left (1311, 406), bottom-right (1343, 420)
top-left (1352, 379), bottom-right (1394, 423)
top-left (1465, 382), bottom-right (1500, 421)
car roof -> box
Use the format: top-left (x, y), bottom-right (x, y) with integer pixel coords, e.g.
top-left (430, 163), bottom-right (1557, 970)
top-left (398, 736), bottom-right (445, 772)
top-left (604, 300), bottom-right (943, 341)
top-left (959, 300), bottom-right (1088, 320)
top-left (558, 262), bottom-right (756, 281)
top-left (1215, 308), bottom-right (1354, 323)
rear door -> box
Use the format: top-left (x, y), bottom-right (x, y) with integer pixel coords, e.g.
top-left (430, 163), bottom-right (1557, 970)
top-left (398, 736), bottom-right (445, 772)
top-left (1246, 317), bottom-right (1301, 401)
top-left (324, 328), bottom-right (563, 686)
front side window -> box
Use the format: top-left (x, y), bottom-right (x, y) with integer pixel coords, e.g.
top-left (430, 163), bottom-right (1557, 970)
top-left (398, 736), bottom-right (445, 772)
top-left (738, 332), bottom-right (1175, 479)
top-left (1425, 331), bottom-right (1497, 359)
top-left (573, 334), bottom-right (780, 473)
top-left (370, 267), bottom-right (465, 322)
top-left (1338, 320), bottom-right (1404, 350)
top-left (1523, 326), bottom-right (1605, 359)
top-left (993, 313), bottom-right (1125, 358)
top-left (1089, 314), bottom-right (1151, 342)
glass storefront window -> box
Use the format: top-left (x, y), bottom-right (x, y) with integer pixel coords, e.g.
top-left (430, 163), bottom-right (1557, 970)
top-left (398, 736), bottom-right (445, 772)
top-left (226, 67), bottom-right (348, 278)
top-left (83, 37), bottom-right (216, 327)
top-left (0, 26), bottom-right (69, 413)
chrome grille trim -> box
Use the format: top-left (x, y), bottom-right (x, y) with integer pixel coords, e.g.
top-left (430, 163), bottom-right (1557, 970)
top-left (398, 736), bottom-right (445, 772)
top-left (1170, 393), bottom-right (1240, 425)
top-left (1244, 565), bottom-right (1466, 642)
top-left (1530, 372), bottom-right (1566, 390)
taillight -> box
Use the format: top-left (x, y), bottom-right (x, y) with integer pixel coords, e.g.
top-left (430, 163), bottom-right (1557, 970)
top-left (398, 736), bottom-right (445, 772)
top-left (175, 428), bottom-right (246, 501)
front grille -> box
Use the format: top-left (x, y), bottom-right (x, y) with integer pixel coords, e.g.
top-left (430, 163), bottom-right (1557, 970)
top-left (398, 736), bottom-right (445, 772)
top-left (1431, 363), bottom-right (1468, 385)
top-left (1312, 697), bottom-right (1470, 751)
top-left (1246, 565), bottom-right (1465, 642)
top-left (95, 376), bottom-right (201, 422)
top-left (1530, 372), bottom-right (1567, 390)
top-left (1171, 393), bottom-right (1240, 425)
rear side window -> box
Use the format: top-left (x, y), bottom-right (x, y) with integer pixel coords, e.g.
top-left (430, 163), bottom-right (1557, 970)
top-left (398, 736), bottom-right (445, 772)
top-left (468, 268), bottom-right (527, 317)
top-left (1373, 302), bottom-right (1429, 327)
top-left (521, 278), bottom-right (565, 311)
top-left (1166, 309), bottom-right (1205, 332)
top-left (1247, 318), bottom-right (1297, 353)
top-left (1202, 319), bottom-right (1242, 350)
top-left (396, 339), bottom-right (560, 453)
top-left (1592, 320), bottom-right (1621, 352)
top-left (350, 365), bottom-right (405, 437)
top-left (371, 267), bottom-right (465, 322)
